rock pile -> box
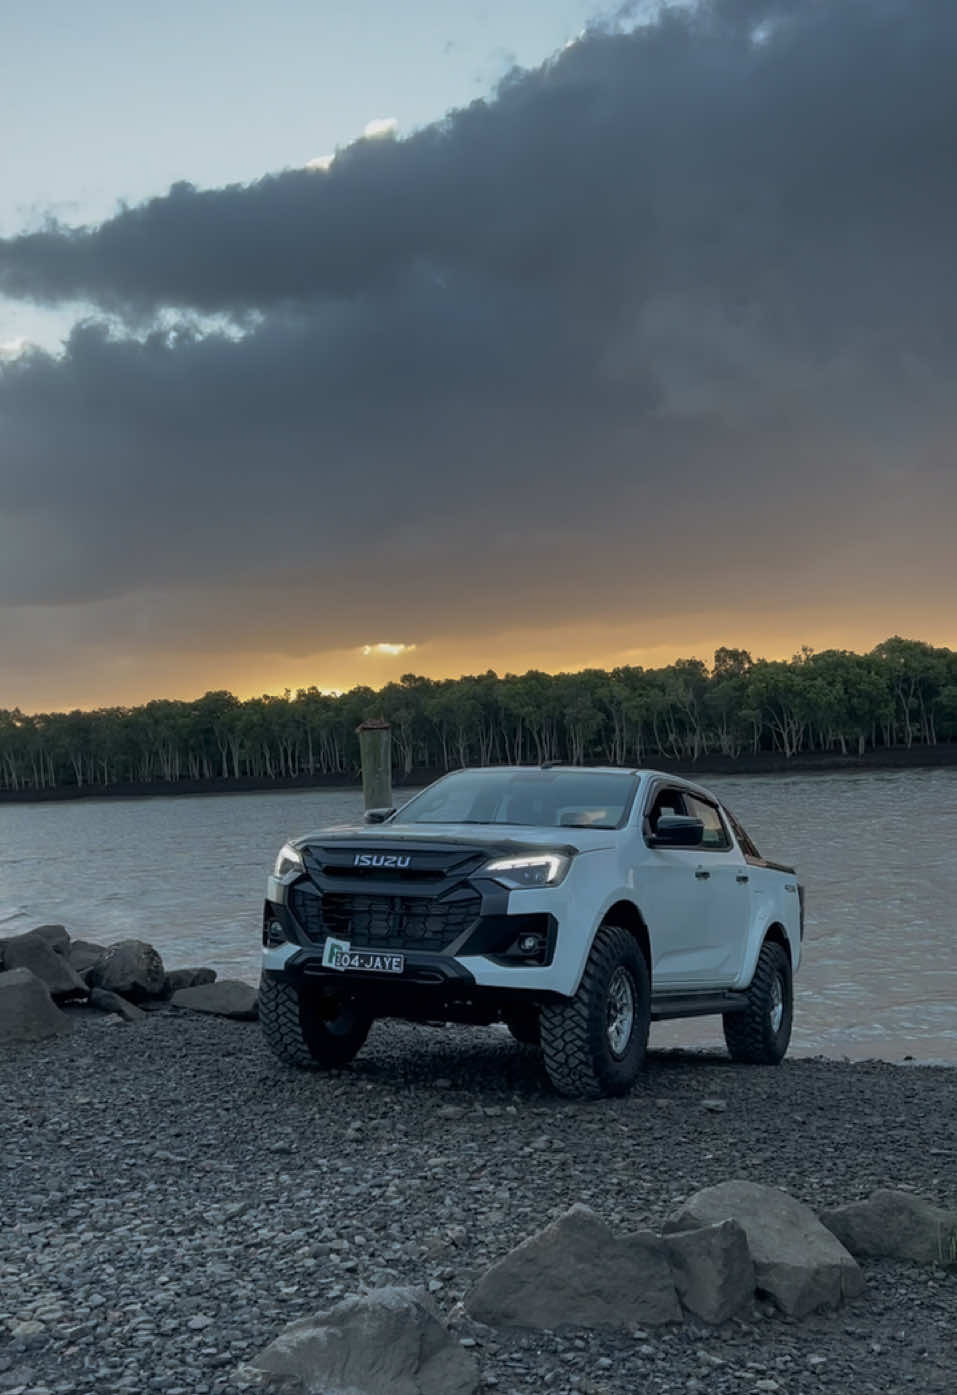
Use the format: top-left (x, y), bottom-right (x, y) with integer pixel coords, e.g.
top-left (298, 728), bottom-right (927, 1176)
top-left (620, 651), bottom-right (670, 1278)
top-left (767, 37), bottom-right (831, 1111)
top-left (664, 1179), bottom-right (865, 1319)
top-left (241, 1184), bottom-right (955, 1393)
top-left (0, 923), bottom-right (258, 1037)
top-left (462, 1186), bottom-right (862, 1331)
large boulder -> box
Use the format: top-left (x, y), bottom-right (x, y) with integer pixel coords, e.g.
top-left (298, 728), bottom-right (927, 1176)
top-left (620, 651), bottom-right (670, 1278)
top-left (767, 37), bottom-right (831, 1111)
top-left (87, 939), bottom-right (167, 1001)
top-left (0, 932), bottom-right (88, 999)
top-left (165, 966), bottom-right (217, 992)
top-left (465, 1203), bottom-right (681, 1329)
top-left (244, 1286), bottom-right (479, 1395)
top-left (27, 924), bottom-right (70, 955)
top-left (69, 940), bottom-right (108, 974)
top-left (171, 980), bottom-right (257, 1019)
top-left (663, 1219), bottom-right (755, 1324)
top-left (666, 1181), bottom-right (863, 1319)
top-left (819, 1190), bottom-right (957, 1266)
top-left (0, 968), bottom-right (73, 1043)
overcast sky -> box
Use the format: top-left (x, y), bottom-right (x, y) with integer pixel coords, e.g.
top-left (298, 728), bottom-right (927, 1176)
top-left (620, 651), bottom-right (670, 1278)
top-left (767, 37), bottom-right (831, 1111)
top-left (2, 0), bottom-right (956, 711)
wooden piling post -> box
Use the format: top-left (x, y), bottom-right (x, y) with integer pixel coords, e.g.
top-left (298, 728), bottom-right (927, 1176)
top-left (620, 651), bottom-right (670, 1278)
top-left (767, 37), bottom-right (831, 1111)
top-left (357, 718), bottom-right (393, 811)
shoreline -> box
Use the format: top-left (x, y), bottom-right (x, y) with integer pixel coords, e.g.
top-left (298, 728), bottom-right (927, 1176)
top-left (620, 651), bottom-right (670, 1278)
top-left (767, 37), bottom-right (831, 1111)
top-left (2, 741), bottom-right (956, 805)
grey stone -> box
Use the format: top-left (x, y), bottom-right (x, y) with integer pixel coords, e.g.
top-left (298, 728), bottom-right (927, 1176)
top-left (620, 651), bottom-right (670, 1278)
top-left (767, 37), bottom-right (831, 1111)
top-left (819, 1190), bottom-right (957, 1266)
top-left (663, 1219), bottom-right (755, 1323)
top-left (665, 1180), bottom-right (863, 1319)
top-left (0, 968), bottom-right (73, 1043)
top-left (87, 939), bottom-right (167, 1001)
top-left (68, 940), bottom-right (108, 974)
top-left (165, 967), bottom-right (217, 992)
top-left (465, 1203), bottom-right (681, 1329)
top-left (245, 1286), bottom-right (479, 1395)
top-left (0, 932), bottom-right (88, 999)
top-left (89, 987), bottom-right (146, 1024)
top-left (171, 980), bottom-right (258, 1019)
top-left (26, 924), bottom-right (70, 955)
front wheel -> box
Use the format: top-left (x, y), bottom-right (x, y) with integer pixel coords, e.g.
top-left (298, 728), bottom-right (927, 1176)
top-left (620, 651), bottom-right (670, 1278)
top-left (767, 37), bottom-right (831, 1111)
top-left (723, 940), bottom-right (793, 1064)
top-left (539, 925), bottom-right (650, 1099)
top-left (259, 974), bottom-right (372, 1069)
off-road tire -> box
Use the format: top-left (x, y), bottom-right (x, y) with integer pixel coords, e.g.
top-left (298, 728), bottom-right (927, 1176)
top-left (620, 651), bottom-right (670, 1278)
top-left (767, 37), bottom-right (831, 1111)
top-left (539, 925), bottom-right (650, 1099)
top-left (504, 1008), bottom-right (541, 1047)
top-left (259, 974), bottom-right (372, 1069)
top-left (723, 939), bottom-right (793, 1064)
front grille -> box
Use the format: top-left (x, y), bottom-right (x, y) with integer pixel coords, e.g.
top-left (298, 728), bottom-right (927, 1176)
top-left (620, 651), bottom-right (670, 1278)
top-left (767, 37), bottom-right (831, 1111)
top-left (321, 865), bottom-right (446, 882)
top-left (289, 885), bottom-right (481, 953)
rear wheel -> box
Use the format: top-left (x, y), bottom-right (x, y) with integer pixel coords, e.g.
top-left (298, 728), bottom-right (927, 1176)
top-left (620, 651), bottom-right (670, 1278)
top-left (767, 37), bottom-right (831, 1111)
top-left (259, 974), bottom-right (372, 1069)
top-left (723, 939), bottom-right (793, 1064)
top-left (539, 925), bottom-right (650, 1099)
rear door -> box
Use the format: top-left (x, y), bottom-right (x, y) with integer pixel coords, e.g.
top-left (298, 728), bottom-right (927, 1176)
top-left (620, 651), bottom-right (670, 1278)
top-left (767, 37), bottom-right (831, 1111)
top-left (681, 793), bottom-right (751, 984)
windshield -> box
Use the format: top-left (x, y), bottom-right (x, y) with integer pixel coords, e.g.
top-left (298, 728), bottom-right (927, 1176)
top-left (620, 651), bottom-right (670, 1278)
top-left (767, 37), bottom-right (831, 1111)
top-left (395, 769), bottom-right (638, 829)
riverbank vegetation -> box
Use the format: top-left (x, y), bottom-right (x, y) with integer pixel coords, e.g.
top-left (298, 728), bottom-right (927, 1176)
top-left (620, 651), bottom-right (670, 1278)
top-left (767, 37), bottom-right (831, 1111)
top-left (2, 636), bottom-right (956, 794)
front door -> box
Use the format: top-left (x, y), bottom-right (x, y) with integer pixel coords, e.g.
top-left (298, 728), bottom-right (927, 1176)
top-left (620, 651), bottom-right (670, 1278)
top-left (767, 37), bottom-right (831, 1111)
top-left (638, 787), bottom-right (750, 989)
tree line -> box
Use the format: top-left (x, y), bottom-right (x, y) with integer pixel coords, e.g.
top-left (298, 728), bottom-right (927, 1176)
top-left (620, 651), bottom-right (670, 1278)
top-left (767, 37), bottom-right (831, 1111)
top-left (2, 636), bottom-right (956, 794)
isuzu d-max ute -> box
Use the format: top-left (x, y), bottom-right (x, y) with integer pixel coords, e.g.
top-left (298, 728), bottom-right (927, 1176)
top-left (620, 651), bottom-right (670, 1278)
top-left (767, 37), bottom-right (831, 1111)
top-left (260, 766), bottom-right (803, 1098)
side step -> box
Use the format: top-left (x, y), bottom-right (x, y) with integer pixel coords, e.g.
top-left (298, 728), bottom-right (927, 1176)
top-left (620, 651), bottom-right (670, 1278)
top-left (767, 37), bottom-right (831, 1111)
top-left (651, 991), bottom-right (749, 1021)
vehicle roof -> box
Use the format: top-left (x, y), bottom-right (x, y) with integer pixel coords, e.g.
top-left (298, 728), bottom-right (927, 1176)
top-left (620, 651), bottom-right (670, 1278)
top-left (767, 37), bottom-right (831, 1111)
top-left (435, 766), bottom-right (722, 800)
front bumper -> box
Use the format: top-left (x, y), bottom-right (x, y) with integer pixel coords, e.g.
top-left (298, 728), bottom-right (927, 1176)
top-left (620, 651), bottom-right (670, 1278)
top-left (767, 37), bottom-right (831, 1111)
top-left (258, 825), bottom-right (608, 1004)
top-left (263, 886), bottom-right (563, 987)
top-left (261, 937), bottom-right (571, 1024)
top-left (261, 832), bottom-right (576, 994)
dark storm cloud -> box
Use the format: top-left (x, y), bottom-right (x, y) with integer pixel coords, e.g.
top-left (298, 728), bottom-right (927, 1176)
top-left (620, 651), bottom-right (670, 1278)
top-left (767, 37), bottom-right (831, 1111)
top-left (2, 0), bottom-right (957, 689)
top-left (2, 0), bottom-right (956, 343)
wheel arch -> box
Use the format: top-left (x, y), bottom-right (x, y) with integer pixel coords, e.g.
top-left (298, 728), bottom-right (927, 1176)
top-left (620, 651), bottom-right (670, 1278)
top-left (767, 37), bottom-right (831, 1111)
top-left (735, 908), bottom-right (799, 991)
top-left (601, 899), bottom-right (652, 985)
top-left (763, 921), bottom-right (792, 964)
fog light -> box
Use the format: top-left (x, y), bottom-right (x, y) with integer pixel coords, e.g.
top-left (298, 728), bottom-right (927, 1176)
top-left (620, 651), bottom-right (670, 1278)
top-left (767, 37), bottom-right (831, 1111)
top-left (518, 934), bottom-right (541, 955)
top-left (264, 920), bottom-right (286, 948)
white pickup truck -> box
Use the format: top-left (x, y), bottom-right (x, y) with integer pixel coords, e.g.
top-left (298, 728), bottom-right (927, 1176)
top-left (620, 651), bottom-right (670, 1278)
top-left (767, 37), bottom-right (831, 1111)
top-left (260, 766), bottom-right (803, 1098)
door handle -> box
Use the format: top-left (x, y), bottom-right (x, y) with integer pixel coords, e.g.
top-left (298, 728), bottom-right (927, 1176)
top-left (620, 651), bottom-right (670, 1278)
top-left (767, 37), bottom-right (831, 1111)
top-left (736, 873), bottom-right (750, 883)
top-left (695, 868), bottom-right (710, 880)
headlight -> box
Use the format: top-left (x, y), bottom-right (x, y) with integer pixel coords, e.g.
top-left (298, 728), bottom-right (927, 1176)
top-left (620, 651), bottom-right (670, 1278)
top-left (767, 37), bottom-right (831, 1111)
top-left (273, 842), bottom-right (304, 878)
top-left (482, 852), bottom-right (571, 889)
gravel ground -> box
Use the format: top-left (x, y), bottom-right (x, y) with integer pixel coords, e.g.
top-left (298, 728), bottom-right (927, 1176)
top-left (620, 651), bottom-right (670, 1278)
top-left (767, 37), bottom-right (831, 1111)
top-left (2, 1010), bottom-right (955, 1395)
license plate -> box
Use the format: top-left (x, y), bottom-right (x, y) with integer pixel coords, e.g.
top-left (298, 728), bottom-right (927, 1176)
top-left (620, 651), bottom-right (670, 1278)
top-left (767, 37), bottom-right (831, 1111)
top-left (321, 937), bottom-right (404, 974)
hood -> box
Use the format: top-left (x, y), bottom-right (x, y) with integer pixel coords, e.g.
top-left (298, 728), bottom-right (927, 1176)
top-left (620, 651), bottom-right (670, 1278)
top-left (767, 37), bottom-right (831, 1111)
top-left (295, 820), bottom-right (616, 855)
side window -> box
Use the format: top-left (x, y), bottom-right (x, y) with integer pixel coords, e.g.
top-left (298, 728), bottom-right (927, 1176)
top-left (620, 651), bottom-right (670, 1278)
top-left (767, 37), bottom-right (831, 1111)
top-left (644, 787), bottom-right (687, 836)
top-left (683, 794), bottom-right (731, 850)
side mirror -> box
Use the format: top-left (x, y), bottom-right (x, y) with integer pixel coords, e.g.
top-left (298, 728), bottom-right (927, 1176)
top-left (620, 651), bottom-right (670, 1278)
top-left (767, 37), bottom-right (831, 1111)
top-left (651, 814), bottom-right (705, 847)
top-left (363, 807), bottom-right (396, 824)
